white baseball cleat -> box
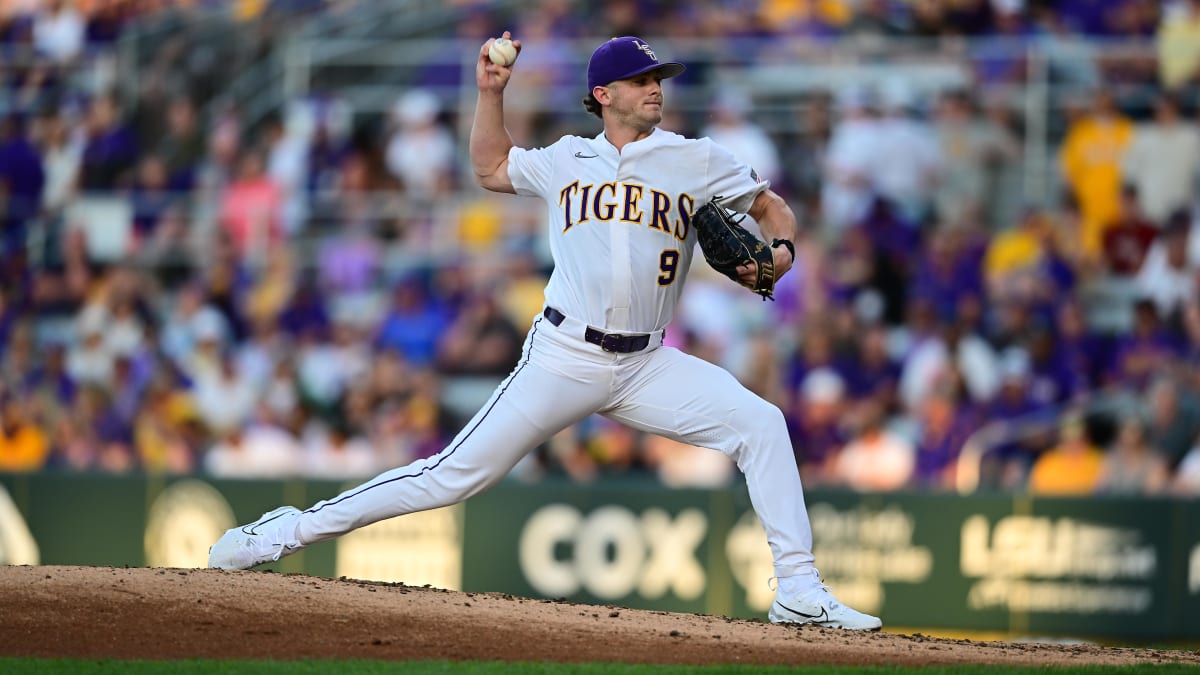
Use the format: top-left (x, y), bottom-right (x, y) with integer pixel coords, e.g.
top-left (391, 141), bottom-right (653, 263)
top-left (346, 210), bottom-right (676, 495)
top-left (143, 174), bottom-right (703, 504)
top-left (768, 567), bottom-right (883, 630)
top-left (208, 506), bottom-right (304, 570)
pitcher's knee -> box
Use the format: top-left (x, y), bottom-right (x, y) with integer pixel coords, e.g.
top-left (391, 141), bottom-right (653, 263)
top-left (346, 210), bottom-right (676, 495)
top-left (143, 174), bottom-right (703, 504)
top-left (732, 399), bottom-right (789, 442)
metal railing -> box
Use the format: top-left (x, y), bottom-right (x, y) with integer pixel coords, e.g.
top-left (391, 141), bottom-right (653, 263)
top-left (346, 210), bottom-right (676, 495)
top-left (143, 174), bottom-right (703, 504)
top-left (953, 390), bottom-right (1150, 494)
top-left (954, 408), bottom-right (1063, 495)
top-left (32, 187), bottom-right (548, 271)
top-left (277, 33), bottom-right (1180, 213)
top-left (104, 11), bottom-right (1192, 214)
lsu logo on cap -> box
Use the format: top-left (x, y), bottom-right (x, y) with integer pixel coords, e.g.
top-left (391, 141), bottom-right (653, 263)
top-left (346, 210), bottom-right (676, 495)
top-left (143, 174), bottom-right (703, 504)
top-left (634, 40), bottom-right (657, 61)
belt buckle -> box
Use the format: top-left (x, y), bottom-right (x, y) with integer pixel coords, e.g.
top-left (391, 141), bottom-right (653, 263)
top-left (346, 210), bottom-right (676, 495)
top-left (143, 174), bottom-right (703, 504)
top-left (600, 333), bottom-right (624, 352)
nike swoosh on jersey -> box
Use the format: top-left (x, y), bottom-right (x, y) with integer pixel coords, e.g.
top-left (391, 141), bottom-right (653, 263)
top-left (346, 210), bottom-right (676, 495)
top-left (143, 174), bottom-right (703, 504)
top-left (574, 152), bottom-right (599, 159)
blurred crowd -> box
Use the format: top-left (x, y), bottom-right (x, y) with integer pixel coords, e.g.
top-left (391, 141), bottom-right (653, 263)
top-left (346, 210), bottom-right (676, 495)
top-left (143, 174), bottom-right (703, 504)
top-left (2, 0), bottom-right (1200, 499)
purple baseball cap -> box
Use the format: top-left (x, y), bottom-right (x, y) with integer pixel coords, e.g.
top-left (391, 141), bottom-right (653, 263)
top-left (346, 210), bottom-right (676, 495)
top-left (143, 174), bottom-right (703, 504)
top-left (587, 37), bottom-right (685, 92)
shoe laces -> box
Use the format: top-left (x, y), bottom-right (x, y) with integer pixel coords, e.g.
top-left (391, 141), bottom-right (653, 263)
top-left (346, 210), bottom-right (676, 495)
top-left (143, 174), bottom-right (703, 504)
top-left (808, 569), bottom-right (843, 609)
top-left (809, 567), bottom-right (831, 593)
top-left (270, 540), bottom-right (300, 562)
top-left (773, 568), bottom-right (841, 609)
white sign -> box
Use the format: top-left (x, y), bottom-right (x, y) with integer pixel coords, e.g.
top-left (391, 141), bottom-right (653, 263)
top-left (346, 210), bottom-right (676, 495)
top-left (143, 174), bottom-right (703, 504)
top-left (0, 485), bottom-right (38, 565)
top-left (960, 515), bottom-right (1156, 613)
top-left (725, 505), bottom-right (933, 613)
top-left (518, 504), bottom-right (706, 601)
top-left (337, 505), bottom-right (463, 589)
top-left (144, 480), bottom-right (235, 568)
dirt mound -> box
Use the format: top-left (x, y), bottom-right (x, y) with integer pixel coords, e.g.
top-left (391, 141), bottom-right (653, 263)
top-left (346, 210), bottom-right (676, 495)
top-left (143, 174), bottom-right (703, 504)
top-left (0, 566), bottom-right (1195, 667)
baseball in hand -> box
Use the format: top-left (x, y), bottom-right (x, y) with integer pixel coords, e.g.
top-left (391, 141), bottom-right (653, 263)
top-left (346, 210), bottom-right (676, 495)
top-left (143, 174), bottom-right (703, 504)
top-left (489, 38), bottom-right (517, 66)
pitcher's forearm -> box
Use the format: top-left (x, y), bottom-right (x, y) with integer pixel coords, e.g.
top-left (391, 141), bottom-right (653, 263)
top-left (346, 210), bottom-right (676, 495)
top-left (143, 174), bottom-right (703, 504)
top-left (470, 91), bottom-right (514, 187)
top-left (750, 190), bottom-right (798, 243)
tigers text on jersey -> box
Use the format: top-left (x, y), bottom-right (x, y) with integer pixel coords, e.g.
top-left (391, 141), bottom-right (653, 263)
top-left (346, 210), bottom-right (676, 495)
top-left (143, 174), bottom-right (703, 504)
top-left (507, 127), bottom-right (767, 333)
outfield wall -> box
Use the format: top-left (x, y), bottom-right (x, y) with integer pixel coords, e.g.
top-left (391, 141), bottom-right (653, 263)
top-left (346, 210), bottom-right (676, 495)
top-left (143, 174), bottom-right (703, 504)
top-left (1, 473), bottom-right (1196, 641)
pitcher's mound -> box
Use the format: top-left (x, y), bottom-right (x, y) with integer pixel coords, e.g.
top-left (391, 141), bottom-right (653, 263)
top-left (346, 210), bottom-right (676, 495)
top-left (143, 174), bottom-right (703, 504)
top-left (1, 566), bottom-right (1195, 666)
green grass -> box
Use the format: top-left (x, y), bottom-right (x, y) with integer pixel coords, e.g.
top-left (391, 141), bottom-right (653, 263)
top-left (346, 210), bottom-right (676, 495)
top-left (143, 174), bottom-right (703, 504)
top-left (2, 661), bottom-right (1199, 674)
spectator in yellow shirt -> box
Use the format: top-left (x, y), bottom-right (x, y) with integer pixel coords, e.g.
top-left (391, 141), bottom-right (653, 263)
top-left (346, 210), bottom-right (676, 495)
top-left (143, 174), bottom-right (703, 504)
top-left (1028, 412), bottom-right (1105, 495)
top-left (1058, 91), bottom-right (1134, 258)
top-left (758, 0), bottom-right (853, 32)
top-left (983, 208), bottom-right (1050, 297)
top-left (0, 396), bottom-right (50, 473)
top-left (1157, 0), bottom-right (1200, 89)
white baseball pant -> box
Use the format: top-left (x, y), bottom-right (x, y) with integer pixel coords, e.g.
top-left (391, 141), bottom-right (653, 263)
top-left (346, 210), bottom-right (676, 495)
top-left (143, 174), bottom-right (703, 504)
top-left (294, 310), bottom-right (816, 578)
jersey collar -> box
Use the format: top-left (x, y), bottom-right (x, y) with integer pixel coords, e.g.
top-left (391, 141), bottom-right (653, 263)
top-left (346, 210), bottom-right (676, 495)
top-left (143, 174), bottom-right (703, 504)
top-left (593, 127), bottom-right (659, 157)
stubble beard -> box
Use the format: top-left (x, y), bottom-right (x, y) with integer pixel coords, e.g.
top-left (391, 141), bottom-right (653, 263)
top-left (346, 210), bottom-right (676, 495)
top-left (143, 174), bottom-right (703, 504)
top-left (622, 103), bottom-right (662, 134)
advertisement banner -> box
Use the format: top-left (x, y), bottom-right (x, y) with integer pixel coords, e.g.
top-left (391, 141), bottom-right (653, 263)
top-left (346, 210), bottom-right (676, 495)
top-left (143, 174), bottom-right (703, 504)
top-left (0, 473), bottom-right (148, 567)
top-left (463, 481), bottom-right (719, 615)
top-left (3, 472), bottom-right (1199, 641)
top-left (462, 483), bottom-right (1200, 640)
top-left (970, 498), bottom-right (1172, 639)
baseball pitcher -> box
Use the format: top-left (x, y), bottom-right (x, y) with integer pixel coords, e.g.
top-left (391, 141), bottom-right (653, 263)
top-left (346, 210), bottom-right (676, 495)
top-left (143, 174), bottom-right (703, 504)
top-left (209, 33), bottom-right (881, 631)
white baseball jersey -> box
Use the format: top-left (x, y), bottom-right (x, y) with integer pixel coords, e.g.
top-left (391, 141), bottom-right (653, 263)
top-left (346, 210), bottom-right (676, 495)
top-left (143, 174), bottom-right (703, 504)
top-left (507, 127), bottom-right (768, 333)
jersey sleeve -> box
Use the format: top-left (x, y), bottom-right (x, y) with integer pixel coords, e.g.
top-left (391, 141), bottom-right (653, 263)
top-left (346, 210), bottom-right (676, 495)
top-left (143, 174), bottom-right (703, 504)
top-left (507, 143), bottom-right (557, 198)
top-left (705, 139), bottom-right (770, 213)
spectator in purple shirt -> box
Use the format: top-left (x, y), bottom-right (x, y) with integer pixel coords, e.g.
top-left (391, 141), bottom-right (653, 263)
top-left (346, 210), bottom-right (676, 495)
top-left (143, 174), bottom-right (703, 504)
top-left (971, 8), bottom-right (1034, 87)
top-left (23, 341), bottom-right (76, 405)
top-left (840, 322), bottom-right (902, 412)
top-left (911, 226), bottom-right (985, 325)
top-left (317, 224), bottom-right (379, 295)
top-left (127, 155), bottom-right (175, 245)
top-left (1109, 298), bottom-right (1183, 390)
top-left (910, 389), bottom-right (979, 490)
top-left (306, 116), bottom-right (351, 194)
top-left (859, 196), bottom-right (922, 269)
top-left (1057, 0), bottom-right (1136, 35)
top-left (85, 1), bottom-right (125, 46)
top-left (981, 348), bottom-right (1051, 485)
top-left (788, 367), bottom-right (849, 486)
top-left (1026, 325), bottom-right (1086, 406)
top-left (79, 94), bottom-right (138, 190)
top-left (109, 354), bottom-right (147, 432)
top-left (1055, 298), bottom-right (1112, 391)
top-left (0, 114), bottom-right (46, 257)
top-left (278, 276), bottom-right (331, 340)
top-left (785, 324), bottom-right (847, 396)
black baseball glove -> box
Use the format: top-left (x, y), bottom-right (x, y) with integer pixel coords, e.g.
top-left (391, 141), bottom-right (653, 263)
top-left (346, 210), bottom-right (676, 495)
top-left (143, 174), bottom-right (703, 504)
top-left (692, 197), bottom-right (776, 300)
